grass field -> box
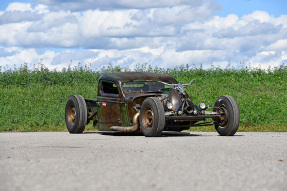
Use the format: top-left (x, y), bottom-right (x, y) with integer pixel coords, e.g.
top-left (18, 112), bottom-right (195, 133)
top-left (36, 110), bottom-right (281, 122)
top-left (0, 63), bottom-right (286, 132)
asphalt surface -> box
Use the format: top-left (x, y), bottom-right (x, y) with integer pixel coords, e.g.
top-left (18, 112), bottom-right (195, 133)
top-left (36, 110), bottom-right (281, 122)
top-left (0, 131), bottom-right (286, 191)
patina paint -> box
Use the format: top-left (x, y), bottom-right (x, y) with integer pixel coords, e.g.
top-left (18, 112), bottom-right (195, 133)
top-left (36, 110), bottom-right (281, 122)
top-left (95, 72), bottom-right (178, 131)
top-left (97, 95), bottom-right (121, 131)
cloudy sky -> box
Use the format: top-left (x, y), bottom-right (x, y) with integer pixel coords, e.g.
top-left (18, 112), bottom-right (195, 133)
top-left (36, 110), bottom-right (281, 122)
top-left (0, 0), bottom-right (286, 71)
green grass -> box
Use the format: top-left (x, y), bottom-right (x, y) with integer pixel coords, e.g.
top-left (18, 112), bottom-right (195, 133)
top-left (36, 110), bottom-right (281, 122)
top-left (0, 63), bottom-right (286, 132)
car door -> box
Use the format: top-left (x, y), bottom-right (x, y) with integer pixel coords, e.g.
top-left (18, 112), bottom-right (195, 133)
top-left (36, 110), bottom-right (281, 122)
top-left (97, 80), bottom-right (122, 131)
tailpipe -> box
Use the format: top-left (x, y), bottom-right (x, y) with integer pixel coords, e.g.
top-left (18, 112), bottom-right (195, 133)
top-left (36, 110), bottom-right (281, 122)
top-left (110, 112), bottom-right (140, 132)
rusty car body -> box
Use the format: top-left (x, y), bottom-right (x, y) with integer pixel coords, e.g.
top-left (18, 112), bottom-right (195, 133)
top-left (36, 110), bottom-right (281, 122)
top-left (65, 72), bottom-right (240, 137)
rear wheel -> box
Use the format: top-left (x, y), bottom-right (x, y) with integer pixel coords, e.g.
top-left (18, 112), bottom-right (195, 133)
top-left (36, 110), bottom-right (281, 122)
top-left (140, 97), bottom-right (165, 137)
top-left (65, 95), bottom-right (87, 133)
top-left (213, 95), bottom-right (240, 136)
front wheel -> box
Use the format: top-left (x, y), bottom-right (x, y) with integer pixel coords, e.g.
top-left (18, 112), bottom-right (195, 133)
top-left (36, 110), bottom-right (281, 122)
top-left (65, 95), bottom-right (87, 133)
top-left (213, 95), bottom-right (240, 136)
top-left (139, 97), bottom-right (165, 137)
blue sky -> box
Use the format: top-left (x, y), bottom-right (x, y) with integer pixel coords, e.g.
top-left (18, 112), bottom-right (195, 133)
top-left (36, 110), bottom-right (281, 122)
top-left (216, 0), bottom-right (287, 17)
top-left (0, 0), bottom-right (30, 11)
top-left (0, 0), bottom-right (286, 71)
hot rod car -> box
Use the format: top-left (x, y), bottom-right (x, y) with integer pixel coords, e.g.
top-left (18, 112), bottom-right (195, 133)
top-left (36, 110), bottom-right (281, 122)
top-left (65, 72), bottom-right (240, 137)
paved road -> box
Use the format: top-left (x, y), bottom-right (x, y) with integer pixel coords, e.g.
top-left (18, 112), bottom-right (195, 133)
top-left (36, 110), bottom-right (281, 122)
top-left (0, 132), bottom-right (286, 191)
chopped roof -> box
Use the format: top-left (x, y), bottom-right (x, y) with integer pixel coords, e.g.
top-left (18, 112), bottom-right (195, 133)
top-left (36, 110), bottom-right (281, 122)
top-left (99, 72), bottom-right (178, 84)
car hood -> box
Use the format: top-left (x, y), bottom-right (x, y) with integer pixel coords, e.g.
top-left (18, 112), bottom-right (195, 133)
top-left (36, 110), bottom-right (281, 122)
top-left (124, 92), bottom-right (165, 103)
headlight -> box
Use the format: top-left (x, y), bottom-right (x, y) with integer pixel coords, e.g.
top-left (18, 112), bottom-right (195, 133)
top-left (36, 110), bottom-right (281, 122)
top-left (199, 102), bottom-right (207, 110)
top-left (166, 102), bottom-right (173, 110)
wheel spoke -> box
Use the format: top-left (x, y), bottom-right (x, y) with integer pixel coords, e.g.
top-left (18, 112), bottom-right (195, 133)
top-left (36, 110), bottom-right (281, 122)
top-left (68, 105), bottom-right (76, 124)
top-left (142, 107), bottom-right (154, 130)
top-left (217, 105), bottom-right (228, 127)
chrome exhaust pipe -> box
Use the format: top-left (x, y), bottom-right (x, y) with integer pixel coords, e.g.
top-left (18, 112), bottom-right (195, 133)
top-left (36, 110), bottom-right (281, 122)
top-left (110, 112), bottom-right (140, 132)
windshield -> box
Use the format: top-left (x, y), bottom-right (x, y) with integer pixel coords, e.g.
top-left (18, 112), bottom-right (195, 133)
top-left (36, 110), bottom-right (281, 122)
top-left (122, 81), bottom-right (172, 93)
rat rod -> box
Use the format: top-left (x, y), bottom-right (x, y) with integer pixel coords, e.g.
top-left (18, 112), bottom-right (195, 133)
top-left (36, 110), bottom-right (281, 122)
top-left (65, 72), bottom-right (240, 137)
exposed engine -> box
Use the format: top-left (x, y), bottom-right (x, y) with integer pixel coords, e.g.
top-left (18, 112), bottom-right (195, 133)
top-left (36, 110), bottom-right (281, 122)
top-left (164, 88), bottom-right (195, 115)
top-left (159, 80), bottom-right (207, 116)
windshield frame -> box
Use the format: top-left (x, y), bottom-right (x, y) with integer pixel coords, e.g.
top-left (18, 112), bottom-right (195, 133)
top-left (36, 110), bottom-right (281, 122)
top-left (121, 81), bottom-right (174, 94)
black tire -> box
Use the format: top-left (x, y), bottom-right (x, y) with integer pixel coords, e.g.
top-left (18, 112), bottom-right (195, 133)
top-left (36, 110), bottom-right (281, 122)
top-left (213, 95), bottom-right (240, 136)
top-left (65, 95), bottom-right (87, 133)
top-left (139, 97), bottom-right (165, 137)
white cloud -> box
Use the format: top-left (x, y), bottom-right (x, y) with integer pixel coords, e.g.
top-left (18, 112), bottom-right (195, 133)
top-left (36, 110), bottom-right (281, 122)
top-left (6, 2), bottom-right (33, 12)
top-left (79, 10), bottom-right (137, 38)
top-left (0, 11), bottom-right (42, 24)
top-left (0, 22), bottom-right (32, 45)
top-left (35, 0), bottom-right (216, 11)
top-left (0, 47), bottom-right (75, 71)
top-left (0, 48), bottom-right (38, 69)
top-left (248, 50), bottom-right (287, 70)
top-left (265, 39), bottom-right (287, 50)
top-left (0, 1), bottom-right (286, 71)
top-left (34, 4), bottom-right (49, 14)
top-left (242, 11), bottom-right (271, 23)
top-left (27, 11), bottom-right (79, 32)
